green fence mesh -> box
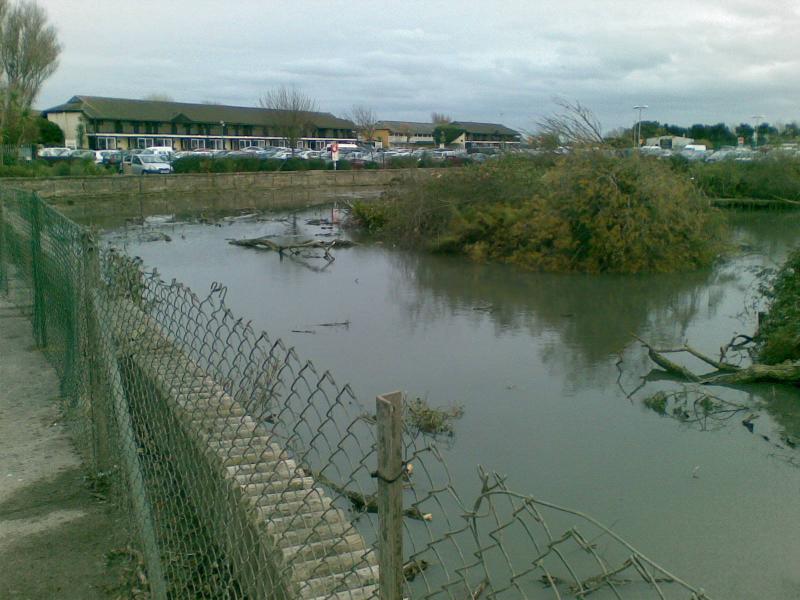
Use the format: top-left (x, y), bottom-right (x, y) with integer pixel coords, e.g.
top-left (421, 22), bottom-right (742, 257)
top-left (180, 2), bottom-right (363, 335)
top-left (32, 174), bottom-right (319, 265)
top-left (0, 189), bottom-right (712, 599)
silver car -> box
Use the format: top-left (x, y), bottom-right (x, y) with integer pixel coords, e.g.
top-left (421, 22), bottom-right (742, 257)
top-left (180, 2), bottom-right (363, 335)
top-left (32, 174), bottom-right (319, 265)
top-left (131, 154), bottom-right (173, 174)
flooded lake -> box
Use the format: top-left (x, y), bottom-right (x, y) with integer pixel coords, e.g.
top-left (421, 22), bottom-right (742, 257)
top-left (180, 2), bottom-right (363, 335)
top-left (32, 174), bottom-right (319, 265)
top-left (108, 208), bottom-right (800, 598)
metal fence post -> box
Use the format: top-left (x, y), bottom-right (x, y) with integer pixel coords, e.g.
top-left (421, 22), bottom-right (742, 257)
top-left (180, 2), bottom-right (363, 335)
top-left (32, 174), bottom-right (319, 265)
top-left (376, 391), bottom-right (404, 600)
top-left (29, 195), bottom-right (47, 347)
top-left (81, 231), bottom-right (112, 473)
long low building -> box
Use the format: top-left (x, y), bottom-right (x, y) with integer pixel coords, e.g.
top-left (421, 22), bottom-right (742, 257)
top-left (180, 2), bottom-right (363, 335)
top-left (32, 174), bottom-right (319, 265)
top-left (373, 120), bottom-right (520, 148)
top-left (43, 95), bottom-right (357, 151)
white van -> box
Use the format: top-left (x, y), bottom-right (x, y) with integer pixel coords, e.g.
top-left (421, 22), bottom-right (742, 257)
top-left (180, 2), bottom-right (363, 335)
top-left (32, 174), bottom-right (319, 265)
top-left (325, 143), bottom-right (359, 153)
top-left (144, 146), bottom-right (175, 159)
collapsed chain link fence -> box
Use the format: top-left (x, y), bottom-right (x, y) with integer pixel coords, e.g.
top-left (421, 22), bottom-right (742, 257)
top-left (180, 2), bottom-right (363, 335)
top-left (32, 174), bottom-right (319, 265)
top-left (0, 188), bottom-right (712, 599)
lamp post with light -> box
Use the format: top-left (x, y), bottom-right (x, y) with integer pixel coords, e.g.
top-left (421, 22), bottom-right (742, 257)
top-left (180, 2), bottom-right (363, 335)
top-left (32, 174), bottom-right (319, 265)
top-left (633, 105), bottom-right (648, 151)
top-left (219, 120), bottom-right (226, 151)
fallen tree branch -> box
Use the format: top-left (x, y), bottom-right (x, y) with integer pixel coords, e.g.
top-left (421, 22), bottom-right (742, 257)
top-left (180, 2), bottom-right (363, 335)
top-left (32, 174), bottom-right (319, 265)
top-left (634, 336), bottom-right (701, 382)
top-left (228, 235), bottom-right (356, 258)
top-left (636, 336), bottom-right (800, 385)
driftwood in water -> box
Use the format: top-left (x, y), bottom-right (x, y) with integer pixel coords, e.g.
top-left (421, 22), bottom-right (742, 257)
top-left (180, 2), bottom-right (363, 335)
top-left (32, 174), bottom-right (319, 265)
top-left (229, 235), bottom-right (356, 261)
top-left (636, 335), bottom-right (800, 385)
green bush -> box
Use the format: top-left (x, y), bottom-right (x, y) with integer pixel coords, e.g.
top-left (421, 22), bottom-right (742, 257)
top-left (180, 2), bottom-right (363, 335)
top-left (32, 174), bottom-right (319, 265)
top-left (0, 158), bottom-right (116, 178)
top-left (387, 156), bottom-right (419, 169)
top-left (756, 249), bottom-right (800, 364)
top-left (362, 153), bottom-right (726, 273)
top-left (691, 155), bottom-right (800, 200)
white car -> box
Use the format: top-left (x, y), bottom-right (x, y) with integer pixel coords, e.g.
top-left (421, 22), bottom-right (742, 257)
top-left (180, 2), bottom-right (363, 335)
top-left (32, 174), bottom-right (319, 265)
top-left (38, 147), bottom-right (72, 158)
top-left (131, 154), bottom-right (173, 174)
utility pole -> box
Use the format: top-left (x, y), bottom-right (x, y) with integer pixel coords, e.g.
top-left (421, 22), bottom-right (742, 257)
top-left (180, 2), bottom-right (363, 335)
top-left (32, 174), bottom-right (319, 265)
top-left (633, 105), bottom-right (648, 151)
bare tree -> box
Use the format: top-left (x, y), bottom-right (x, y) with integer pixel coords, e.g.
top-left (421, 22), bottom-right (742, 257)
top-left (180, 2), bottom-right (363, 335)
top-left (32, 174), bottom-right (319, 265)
top-left (348, 104), bottom-right (377, 144)
top-left (259, 85), bottom-right (317, 155)
top-left (143, 92), bottom-right (174, 102)
top-left (431, 112), bottom-right (451, 125)
top-left (535, 97), bottom-right (605, 148)
top-left (396, 123), bottom-right (412, 144)
top-left (0, 0), bottom-right (60, 144)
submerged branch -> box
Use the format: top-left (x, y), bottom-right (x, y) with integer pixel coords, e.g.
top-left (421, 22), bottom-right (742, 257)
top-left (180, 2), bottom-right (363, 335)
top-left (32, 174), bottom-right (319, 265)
top-left (636, 336), bottom-right (800, 386)
top-left (229, 236), bottom-right (356, 262)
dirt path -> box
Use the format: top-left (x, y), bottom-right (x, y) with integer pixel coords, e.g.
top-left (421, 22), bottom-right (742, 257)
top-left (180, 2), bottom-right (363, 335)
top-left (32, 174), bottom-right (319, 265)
top-left (0, 299), bottom-right (127, 599)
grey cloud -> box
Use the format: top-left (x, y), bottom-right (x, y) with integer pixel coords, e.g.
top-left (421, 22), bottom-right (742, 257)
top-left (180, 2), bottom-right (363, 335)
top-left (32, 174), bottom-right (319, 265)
top-left (35, 0), bottom-right (800, 129)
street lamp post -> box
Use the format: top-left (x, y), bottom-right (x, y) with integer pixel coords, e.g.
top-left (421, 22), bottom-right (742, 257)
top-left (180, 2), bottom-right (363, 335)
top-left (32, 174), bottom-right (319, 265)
top-left (751, 115), bottom-right (764, 149)
top-left (633, 105), bottom-right (648, 151)
top-left (219, 120), bottom-right (226, 151)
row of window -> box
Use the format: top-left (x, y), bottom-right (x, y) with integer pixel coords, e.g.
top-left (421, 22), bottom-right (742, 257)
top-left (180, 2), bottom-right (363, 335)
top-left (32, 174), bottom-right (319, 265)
top-left (94, 120), bottom-right (348, 138)
top-left (94, 136), bottom-right (337, 151)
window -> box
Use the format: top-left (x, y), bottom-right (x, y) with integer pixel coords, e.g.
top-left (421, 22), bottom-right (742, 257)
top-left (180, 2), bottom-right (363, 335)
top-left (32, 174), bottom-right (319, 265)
top-left (171, 123), bottom-right (177, 135)
top-left (132, 122), bottom-right (140, 134)
top-left (211, 139), bottom-right (224, 150)
top-left (137, 137), bottom-right (154, 149)
top-left (96, 137), bottom-right (117, 150)
top-left (155, 138), bottom-right (172, 148)
top-left (114, 121), bottom-right (123, 134)
top-left (243, 126), bottom-right (253, 136)
top-left (190, 138), bottom-right (206, 149)
top-left (184, 124), bottom-right (192, 135)
top-left (239, 139), bottom-right (264, 149)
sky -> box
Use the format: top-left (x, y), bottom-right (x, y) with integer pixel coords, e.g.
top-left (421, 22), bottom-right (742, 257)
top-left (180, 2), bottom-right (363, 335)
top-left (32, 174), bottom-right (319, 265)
top-left (36, 0), bottom-right (800, 135)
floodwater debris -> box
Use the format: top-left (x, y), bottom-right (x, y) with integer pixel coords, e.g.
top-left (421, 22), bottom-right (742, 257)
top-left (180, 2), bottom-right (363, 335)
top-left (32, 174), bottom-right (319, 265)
top-left (406, 397), bottom-right (464, 435)
top-left (228, 236), bottom-right (356, 262)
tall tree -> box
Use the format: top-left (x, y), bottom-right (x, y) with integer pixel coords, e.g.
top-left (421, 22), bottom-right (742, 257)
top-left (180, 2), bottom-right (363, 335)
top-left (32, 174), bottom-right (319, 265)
top-left (259, 85), bottom-right (317, 154)
top-left (430, 112), bottom-right (451, 125)
top-left (0, 0), bottom-right (60, 144)
top-left (349, 104), bottom-right (377, 144)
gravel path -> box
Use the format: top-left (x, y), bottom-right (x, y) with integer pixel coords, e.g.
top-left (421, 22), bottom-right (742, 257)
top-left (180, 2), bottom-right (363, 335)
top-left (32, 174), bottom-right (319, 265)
top-left (0, 298), bottom-right (124, 599)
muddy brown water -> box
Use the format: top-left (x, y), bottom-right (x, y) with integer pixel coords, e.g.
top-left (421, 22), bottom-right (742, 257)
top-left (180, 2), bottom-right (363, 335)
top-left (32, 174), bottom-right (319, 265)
top-left (106, 209), bottom-right (800, 599)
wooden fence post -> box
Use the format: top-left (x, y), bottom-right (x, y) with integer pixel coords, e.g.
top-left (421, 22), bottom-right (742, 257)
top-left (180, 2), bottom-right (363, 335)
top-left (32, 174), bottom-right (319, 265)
top-left (376, 391), bottom-right (404, 600)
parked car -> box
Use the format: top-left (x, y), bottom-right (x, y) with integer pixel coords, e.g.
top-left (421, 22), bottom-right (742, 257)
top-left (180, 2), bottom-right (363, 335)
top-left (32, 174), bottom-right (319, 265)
top-left (38, 147), bottom-right (72, 159)
top-left (97, 150), bottom-right (123, 166)
top-left (70, 149), bottom-right (97, 161)
top-left (131, 154), bottom-right (173, 174)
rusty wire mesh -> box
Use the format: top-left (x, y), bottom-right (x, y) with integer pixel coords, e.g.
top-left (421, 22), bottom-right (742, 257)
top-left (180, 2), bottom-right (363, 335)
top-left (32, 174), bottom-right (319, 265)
top-left (0, 189), bottom-right (711, 599)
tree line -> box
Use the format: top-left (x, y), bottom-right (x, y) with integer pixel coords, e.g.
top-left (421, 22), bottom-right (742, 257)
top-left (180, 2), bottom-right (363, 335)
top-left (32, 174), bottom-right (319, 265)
top-left (605, 119), bottom-right (798, 149)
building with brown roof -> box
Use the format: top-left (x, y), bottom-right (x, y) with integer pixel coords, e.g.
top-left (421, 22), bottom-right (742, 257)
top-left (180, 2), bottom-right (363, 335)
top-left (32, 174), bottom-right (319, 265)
top-left (42, 95), bottom-right (357, 151)
top-left (372, 119), bottom-right (520, 149)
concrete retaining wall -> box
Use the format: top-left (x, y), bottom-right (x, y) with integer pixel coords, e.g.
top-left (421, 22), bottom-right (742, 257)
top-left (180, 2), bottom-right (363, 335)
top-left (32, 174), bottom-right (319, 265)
top-left (1, 169), bottom-right (442, 222)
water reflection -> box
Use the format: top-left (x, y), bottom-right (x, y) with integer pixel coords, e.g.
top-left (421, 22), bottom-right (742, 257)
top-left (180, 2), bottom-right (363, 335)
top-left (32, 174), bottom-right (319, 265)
top-left (391, 250), bottom-right (725, 389)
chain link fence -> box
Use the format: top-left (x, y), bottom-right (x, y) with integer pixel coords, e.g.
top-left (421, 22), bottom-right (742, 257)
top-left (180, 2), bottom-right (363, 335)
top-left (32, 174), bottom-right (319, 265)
top-left (0, 188), bottom-right (712, 599)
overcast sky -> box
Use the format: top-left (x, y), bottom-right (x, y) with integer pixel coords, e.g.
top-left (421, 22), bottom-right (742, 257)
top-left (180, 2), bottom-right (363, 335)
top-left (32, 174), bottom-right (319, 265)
top-left (37, 0), bottom-right (800, 134)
